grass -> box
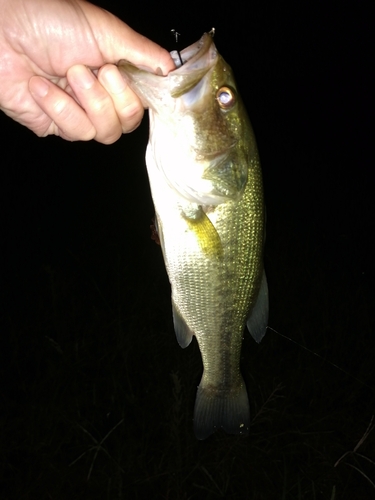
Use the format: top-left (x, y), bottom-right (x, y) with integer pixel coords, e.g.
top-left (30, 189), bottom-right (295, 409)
top-left (1, 118), bottom-right (373, 498)
top-left (1, 209), bottom-right (374, 499)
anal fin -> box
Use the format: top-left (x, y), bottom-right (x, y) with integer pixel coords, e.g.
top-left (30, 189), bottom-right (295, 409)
top-left (247, 270), bottom-right (269, 343)
top-left (172, 300), bottom-right (194, 348)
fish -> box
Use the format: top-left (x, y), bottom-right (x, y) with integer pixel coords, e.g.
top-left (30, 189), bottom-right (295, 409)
top-left (118, 31), bottom-right (268, 440)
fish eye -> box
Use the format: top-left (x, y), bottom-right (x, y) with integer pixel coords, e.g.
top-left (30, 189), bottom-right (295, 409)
top-left (216, 86), bottom-right (236, 109)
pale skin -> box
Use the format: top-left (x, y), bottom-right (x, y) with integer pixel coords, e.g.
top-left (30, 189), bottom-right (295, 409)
top-left (0, 0), bottom-right (175, 143)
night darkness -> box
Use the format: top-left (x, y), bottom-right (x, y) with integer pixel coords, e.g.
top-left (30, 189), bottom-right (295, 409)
top-left (1, 1), bottom-right (373, 498)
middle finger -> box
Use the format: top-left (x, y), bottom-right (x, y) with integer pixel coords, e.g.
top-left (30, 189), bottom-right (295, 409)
top-left (67, 64), bottom-right (122, 144)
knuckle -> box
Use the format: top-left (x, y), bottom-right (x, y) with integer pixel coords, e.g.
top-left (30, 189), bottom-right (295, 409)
top-left (50, 99), bottom-right (96, 141)
top-left (121, 101), bottom-right (143, 123)
top-left (97, 129), bottom-right (122, 145)
top-left (89, 94), bottom-right (111, 115)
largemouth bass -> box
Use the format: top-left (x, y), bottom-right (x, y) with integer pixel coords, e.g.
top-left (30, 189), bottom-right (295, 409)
top-left (119, 32), bottom-right (268, 440)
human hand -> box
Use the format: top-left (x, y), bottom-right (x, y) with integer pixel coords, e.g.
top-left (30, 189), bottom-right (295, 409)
top-left (0, 0), bottom-right (175, 143)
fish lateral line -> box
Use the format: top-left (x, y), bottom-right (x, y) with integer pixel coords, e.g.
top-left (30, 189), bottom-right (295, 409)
top-left (267, 326), bottom-right (375, 392)
top-left (121, 31), bottom-right (265, 439)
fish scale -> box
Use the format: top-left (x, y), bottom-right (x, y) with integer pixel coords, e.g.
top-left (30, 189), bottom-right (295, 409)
top-left (119, 32), bottom-right (268, 439)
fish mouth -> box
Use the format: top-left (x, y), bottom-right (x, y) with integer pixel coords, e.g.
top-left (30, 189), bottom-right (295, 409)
top-left (118, 33), bottom-right (218, 107)
top-left (167, 33), bottom-right (218, 98)
top-left (171, 32), bottom-right (215, 68)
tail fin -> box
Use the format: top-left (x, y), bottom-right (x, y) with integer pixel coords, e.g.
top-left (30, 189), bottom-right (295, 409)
top-left (193, 379), bottom-right (250, 440)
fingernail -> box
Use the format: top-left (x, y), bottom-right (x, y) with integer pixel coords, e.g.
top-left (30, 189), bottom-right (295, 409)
top-left (104, 69), bottom-right (127, 95)
top-left (69, 65), bottom-right (96, 90)
top-left (29, 77), bottom-right (50, 98)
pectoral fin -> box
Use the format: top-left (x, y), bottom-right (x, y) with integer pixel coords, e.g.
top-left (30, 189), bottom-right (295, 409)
top-left (172, 300), bottom-right (194, 348)
top-left (183, 207), bottom-right (223, 259)
top-left (247, 270), bottom-right (269, 343)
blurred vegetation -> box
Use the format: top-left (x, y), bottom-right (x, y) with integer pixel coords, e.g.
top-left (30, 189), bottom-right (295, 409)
top-left (1, 140), bottom-right (373, 498)
top-left (1, 2), bottom-right (372, 497)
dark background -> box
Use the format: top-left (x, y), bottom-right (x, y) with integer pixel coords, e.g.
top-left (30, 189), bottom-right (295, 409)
top-left (1, 1), bottom-right (373, 498)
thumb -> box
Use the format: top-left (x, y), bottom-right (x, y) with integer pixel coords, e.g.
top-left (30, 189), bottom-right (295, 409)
top-left (78, 1), bottom-right (175, 75)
